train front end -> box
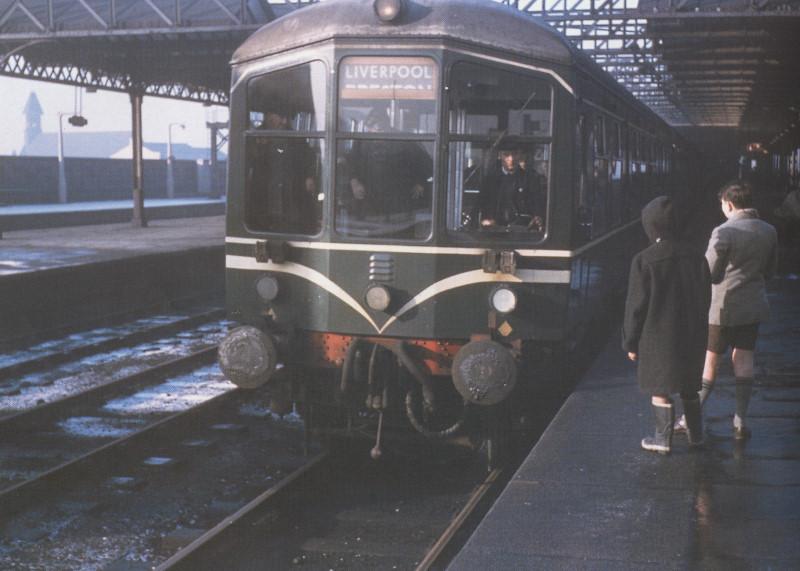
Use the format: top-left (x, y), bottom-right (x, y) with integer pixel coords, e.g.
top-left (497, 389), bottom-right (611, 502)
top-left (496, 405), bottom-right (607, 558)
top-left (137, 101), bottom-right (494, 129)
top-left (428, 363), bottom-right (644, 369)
top-left (220, 0), bottom-right (576, 452)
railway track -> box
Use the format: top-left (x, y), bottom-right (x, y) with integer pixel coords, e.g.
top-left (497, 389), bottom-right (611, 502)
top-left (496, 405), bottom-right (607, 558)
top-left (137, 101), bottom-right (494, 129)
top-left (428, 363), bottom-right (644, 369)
top-left (0, 380), bottom-right (312, 569)
top-left (0, 306), bottom-right (225, 385)
top-left (0, 317), bottom-right (230, 417)
top-left (0, 347), bottom-right (226, 520)
top-left (157, 443), bottom-right (508, 571)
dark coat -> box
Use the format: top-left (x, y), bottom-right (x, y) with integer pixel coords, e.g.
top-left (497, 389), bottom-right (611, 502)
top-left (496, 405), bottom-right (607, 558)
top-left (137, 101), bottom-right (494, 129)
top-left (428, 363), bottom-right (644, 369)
top-left (480, 166), bottom-right (534, 225)
top-left (622, 196), bottom-right (711, 396)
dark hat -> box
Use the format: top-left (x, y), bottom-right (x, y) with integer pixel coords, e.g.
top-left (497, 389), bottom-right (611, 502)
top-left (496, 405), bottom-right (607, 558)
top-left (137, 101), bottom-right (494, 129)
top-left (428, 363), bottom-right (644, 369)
top-left (641, 195), bottom-right (675, 243)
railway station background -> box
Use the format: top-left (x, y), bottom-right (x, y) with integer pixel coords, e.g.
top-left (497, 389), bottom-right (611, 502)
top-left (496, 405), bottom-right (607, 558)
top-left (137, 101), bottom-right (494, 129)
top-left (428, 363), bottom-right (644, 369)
top-left (1, 0), bottom-right (799, 569)
top-left (2, 0), bottom-right (799, 207)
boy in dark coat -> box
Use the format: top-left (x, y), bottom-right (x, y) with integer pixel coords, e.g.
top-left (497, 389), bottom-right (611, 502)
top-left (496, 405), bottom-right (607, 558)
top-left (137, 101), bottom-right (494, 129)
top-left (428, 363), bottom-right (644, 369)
top-left (623, 196), bottom-right (712, 454)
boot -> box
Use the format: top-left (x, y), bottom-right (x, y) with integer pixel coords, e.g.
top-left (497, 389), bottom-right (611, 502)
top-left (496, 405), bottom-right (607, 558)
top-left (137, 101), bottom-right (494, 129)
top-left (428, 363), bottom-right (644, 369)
top-left (681, 395), bottom-right (704, 446)
top-left (675, 380), bottom-right (714, 434)
top-left (734, 377), bottom-right (754, 440)
top-left (642, 400), bottom-right (674, 454)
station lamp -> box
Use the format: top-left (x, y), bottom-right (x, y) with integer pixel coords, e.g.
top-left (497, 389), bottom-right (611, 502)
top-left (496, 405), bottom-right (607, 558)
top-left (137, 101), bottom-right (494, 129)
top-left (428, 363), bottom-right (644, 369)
top-left (68, 115), bottom-right (88, 127)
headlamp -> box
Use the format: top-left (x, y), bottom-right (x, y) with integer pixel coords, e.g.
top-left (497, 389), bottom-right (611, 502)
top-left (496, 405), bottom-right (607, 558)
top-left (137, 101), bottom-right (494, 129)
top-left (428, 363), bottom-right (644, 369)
top-left (365, 283), bottom-right (392, 311)
top-left (490, 287), bottom-right (517, 314)
top-left (374, 0), bottom-right (404, 23)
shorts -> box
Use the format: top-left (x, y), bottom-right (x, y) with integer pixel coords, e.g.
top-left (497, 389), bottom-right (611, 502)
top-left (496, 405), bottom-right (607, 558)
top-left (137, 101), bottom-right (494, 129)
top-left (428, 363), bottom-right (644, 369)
top-left (707, 323), bottom-right (760, 354)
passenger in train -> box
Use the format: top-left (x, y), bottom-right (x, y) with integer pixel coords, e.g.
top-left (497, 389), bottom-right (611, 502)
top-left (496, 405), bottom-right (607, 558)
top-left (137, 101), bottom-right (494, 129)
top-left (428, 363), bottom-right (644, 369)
top-left (342, 108), bottom-right (429, 222)
top-left (676, 180), bottom-right (778, 440)
top-left (479, 147), bottom-right (541, 231)
top-left (622, 196), bottom-right (711, 454)
top-left (249, 105), bottom-right (319, 233)
top-left (517, 152), bottom-right (546, 232)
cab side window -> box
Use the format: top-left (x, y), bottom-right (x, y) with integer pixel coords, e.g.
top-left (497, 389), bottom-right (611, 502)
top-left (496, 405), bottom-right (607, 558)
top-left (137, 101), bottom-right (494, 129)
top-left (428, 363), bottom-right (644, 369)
top-left (446, 61), bottom-right (553, 239)
top-left (245, 61), bottom-right (326, 235)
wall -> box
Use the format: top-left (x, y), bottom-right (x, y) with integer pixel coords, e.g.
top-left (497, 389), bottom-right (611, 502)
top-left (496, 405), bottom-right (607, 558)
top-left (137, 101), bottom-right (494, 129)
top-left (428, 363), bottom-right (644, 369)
top-left (0, 156), bottom-right (227, 204)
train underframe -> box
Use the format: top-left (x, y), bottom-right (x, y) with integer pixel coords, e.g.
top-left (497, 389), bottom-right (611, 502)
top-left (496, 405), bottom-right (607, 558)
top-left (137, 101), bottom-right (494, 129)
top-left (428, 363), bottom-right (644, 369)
top-left (220, 327), bottom-right (569, 466)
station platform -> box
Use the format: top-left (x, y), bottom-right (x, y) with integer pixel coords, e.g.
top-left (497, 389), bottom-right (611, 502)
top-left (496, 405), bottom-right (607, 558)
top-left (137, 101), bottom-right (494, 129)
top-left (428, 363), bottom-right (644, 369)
top-left (0, 216), bottom-right (225, 345)
top-left (0, 214), bottom-right (224, 275)
top-left (450, 277), bottom-right (800, 570)
top-left (0, 197), bottom-right (225, 235)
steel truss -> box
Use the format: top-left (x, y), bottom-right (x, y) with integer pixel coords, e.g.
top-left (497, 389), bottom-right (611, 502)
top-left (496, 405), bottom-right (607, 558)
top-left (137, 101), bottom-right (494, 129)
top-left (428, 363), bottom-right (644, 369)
top-left (1, 0), bottom-right (798, 133)
top-left (0, 0), bottom-right (316, 103)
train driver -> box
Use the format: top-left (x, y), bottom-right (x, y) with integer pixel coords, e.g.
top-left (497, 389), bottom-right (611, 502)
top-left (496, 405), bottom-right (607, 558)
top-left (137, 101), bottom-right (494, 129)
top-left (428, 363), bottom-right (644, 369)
top-left (479, 147), bottom-right (542, 231)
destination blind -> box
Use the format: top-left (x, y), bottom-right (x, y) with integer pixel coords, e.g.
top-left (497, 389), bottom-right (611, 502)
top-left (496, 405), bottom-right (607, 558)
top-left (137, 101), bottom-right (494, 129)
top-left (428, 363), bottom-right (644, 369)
top-left (340, 56), bottom-right (437, 100)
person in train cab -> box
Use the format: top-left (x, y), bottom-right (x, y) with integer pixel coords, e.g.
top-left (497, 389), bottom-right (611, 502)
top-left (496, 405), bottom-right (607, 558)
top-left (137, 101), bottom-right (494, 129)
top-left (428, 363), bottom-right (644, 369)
top-left (343, 108), bottom-right (429, 221)
top-left (622, 196), bottom-right (711, 454)
top-left (254, 106), bottom-right (318, 233)
top-left (479, 147), bottom-right (539, 230)
top-left (517, 152), bottom-right (546, 232)
top-left (675, 180), bottom-right (778, 440)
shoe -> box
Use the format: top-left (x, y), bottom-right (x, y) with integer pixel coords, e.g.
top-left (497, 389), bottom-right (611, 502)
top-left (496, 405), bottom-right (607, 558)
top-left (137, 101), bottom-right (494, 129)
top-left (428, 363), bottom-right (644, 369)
top-left (681, 396), bottom-right (704, 447)
top-left (734, 425), bottom-right (751, 440)
top-left (642, 401), bottom-right (674, 455)
top-left (673, 414), bottom-right (687, 434)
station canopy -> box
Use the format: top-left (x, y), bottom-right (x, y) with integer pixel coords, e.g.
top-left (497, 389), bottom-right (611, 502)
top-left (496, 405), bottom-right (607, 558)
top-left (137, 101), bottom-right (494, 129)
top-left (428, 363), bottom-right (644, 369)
top-left (1, 0), bottom-right (799, 149)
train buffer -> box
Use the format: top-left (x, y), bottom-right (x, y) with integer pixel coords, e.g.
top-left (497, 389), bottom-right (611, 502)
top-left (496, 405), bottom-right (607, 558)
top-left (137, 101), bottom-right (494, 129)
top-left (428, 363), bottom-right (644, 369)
top-left (449, 278), bottom-right (800, 570)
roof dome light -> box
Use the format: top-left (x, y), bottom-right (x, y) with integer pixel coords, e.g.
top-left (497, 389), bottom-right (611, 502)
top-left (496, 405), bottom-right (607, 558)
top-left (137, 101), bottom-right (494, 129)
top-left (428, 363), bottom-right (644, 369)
top-left (374, 0), bottom-right (404, 23)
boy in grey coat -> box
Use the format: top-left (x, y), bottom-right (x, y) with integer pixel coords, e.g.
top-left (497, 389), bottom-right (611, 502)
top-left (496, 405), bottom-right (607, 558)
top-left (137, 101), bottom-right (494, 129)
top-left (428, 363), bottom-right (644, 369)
top-left (623, 196), bottom-right (711, 454)
top-left (677, 180), bottom-right (778, 440)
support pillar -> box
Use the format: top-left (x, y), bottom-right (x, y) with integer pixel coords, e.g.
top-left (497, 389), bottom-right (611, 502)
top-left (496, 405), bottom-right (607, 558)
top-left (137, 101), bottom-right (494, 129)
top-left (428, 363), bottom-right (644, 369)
top-left (130, 90), bottom-right (147, 228)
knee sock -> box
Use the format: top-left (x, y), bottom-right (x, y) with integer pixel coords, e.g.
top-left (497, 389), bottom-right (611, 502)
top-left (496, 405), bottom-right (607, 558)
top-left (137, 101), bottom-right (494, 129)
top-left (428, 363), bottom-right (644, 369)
top-left (734, 377), bottom-right (754, 428)
top-left (698, 379), bottom-right (714, 407)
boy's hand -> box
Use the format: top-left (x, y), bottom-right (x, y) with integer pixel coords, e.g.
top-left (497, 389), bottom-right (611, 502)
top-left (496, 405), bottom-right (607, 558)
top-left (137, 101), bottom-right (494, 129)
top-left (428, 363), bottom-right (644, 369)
top-left (627, 352), bottom-right (637, 361)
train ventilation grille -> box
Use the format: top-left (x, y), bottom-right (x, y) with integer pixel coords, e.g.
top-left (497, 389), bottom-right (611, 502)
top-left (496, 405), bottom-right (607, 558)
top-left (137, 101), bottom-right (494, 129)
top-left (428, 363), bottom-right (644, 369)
top-left (369, 253), bottom-right (394, 283)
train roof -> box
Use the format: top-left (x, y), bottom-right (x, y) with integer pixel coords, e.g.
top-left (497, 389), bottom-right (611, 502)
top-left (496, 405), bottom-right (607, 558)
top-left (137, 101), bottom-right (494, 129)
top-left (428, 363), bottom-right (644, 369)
top-left (232, 0), bottom-right (575, 66)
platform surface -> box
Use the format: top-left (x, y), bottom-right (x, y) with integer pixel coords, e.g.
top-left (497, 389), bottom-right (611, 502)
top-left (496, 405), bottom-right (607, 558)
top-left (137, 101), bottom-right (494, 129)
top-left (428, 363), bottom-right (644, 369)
top-left (449, 278), bottom-right (800, 570)
top-left (0, 214), bottom-right (224, 275)
top-left (0, 197), bottom-right (225, 233)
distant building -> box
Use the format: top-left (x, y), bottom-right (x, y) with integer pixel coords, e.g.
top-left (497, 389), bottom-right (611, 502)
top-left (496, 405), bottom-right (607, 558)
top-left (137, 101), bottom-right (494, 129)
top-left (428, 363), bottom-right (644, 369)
top-left (20, 131), bottom-right (132, 158)
top-left (18, 91), bottom-right (222, 160)
top-left (19, 131), bottom-right (222, 161)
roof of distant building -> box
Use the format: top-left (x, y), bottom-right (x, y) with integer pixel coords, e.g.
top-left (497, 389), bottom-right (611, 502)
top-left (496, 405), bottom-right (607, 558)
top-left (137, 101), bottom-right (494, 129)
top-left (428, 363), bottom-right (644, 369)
top-left (19, 131), bottom-right (222, 161)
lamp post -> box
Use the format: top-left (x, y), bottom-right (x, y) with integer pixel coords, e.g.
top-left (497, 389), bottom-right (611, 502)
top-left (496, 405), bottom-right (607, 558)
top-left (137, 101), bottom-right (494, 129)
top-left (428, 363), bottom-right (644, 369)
top-left (166, 122), bottom-right (185, 199)
top-left (57, 112), bottom-right (68, 203)
top-left (56, 111), bottom-right (88, 203)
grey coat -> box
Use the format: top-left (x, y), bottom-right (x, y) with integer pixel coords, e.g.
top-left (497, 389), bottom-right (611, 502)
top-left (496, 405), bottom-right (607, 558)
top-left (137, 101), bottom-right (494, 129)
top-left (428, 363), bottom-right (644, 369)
top-left (706, 209), bottom-right (778, 326)
top-left (623, 197), bottom-right (711, 396)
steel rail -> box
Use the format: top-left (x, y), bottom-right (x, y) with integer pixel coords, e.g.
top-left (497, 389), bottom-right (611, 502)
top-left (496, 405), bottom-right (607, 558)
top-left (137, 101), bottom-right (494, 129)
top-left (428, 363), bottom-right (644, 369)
top-left (0, 309), bottom-right (224, 382)
top-left (0, 382), bottom-right (241, 522)
top-left (415, 468), bottom-right (504, 571)
top-left (0, 345), bottom-right (218, 431)
top-left (156, 450), bottom-right (331, 570)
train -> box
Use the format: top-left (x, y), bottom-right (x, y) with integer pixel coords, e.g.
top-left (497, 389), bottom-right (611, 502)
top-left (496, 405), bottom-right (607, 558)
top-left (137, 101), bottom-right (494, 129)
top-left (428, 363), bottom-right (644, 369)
top-left (218, 0), bottom-right (687, 463)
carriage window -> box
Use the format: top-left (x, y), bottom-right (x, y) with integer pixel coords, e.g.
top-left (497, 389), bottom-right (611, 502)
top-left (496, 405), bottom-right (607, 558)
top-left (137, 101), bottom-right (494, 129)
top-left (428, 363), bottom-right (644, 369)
top-left (447, 142), bottom-right (549, 234)
top-left (245, 62), bottom-right (326, 235)
top-left (448, 62), bottom-right (551, 137)
top-left (334, 56), bottom-right (437, 239)
top-left (335, 139), bottom-right (434, 239)
top-left (447, 62), bottom-right (552, 238)
top-left (247, 61), bottom-right (326, 131)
